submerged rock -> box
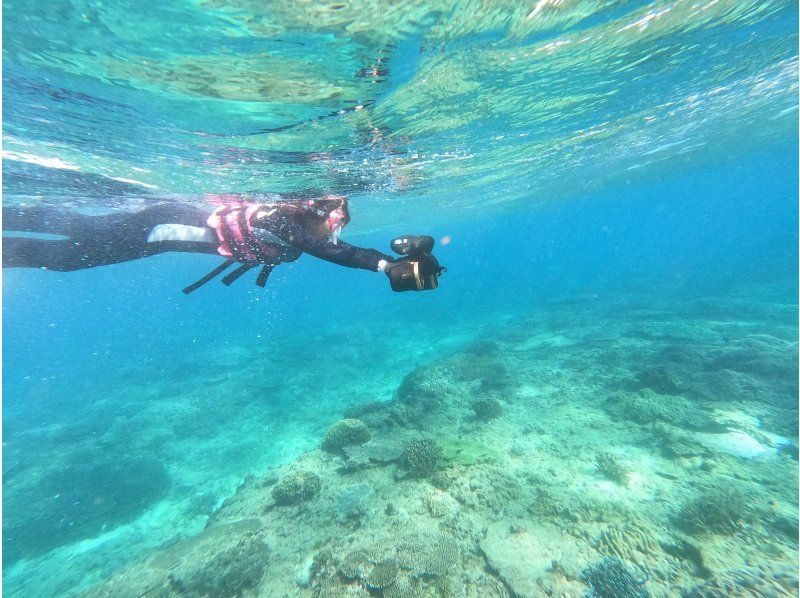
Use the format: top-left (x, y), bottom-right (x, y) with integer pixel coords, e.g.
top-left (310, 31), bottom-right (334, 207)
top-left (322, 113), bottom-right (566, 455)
top-left (480, 521), bottom-right (582, 597)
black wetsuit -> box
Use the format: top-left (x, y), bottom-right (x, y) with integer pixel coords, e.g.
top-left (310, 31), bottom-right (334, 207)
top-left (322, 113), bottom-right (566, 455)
top-left (2, 204), bottom-right (392, 272)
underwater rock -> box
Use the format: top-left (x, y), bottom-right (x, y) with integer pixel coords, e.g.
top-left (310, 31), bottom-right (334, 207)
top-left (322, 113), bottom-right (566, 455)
top-left (3, 455), bottom-right (170, 562)
top-left (343, 437), bottom-right (405, 464)
top-left (604, 390), bottom-right (706, 428)
top-left (676, 483), bottom-right (752, 535)
top-left (333, 483), bottom-right (371, 525)
top-left (167, 531), bottom-right (269, 597)
top-left (480, 521), bottom-right (581, 597)
top-left (271, 470), bottom-right (321, 505)
top-left (595, 451), bottom-right (629, 485)
top-left (471, 396), bottom-right (504, 421)
top-left (683, 563), bottom-right (799, 597)
top-left (580, 557), bottom-right (650, 598)
top-left (452, 466), bottom-right (523, 513)
top-left (321, 418), bottom-right (371, 453)
top-left (343, 401), bottom-right (388, 419)
top-left (692, 429), bottom-right (770, 459)
top-left (400, 438), bottom-right (443, 478)
top-left (690, 367), bottom-right (794, 409)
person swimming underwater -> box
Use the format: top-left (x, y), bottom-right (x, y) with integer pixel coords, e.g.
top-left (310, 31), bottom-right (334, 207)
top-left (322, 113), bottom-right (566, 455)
top-left (2, 195), bottom-right (445, 293)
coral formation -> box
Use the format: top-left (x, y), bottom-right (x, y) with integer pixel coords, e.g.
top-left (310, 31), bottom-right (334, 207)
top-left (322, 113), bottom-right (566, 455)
top-left (471, 396), bottom-right (504, 420)
top-left (604, 390), bottom-right (703, 427)
top-left (396, 364), bottom-right (458, 414)
top-left (636, 365), bottom-right (683, 394)
top-left (580, 557), bottom-right (650, 598)
top-left (321, 418), bottom-right (371, 453)
top-left (451, 466), bottom-right (523, 513)
top-left (271, 470), bottom-right (321, 505)
top-left (334, 530), bottom-right (459, 592)
top-left (400, 438), bottom-right (443, 478)
top-left (69, 293), bottom-right (799, 598)
top-left (595, 451), bottom-right (629, 485)
top-left (395, 530), bottom-right (460, 577)
top-left (365, 559), bottom-right (399, 590)
top-left (595, 523), bottom-right (660, 561)
top-left (684, 564), bottom-right (799, 597)
top-left (168, 532), bottom-right (270, 596)
top-left (677, 483), bottom-right (751, 535)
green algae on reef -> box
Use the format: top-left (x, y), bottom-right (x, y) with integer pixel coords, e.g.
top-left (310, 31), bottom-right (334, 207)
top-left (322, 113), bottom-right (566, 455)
top-left (78, 291), bottom-right (799, 597)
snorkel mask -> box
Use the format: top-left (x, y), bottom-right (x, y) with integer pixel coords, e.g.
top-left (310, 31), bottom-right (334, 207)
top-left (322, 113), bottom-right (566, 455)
top-left (302, 194), bottom-right (350, 244)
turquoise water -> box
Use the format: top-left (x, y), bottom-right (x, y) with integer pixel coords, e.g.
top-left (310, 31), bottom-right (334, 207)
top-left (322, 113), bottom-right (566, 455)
top-left (3, 1), bottom-right (799, 596)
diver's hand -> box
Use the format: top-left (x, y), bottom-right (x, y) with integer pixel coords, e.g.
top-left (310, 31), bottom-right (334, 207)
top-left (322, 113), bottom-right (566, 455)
top-left (381, 258), bottom-right (410, 278)
top-left (383, 257), bottom-right (443, 292)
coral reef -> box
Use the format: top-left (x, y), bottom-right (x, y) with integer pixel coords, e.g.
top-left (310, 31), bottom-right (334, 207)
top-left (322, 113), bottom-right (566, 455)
top-left (321, 418), bottom-right (371, 453)
top-left (271, 470), bottom-right (321, 505)
top-left (684, 564), bottom-right (799, 597)
top-left (69, 292), bottom-right (799, 598)
top-left (471, 397), bottom-right (504, 421)
top-left (580, 557), bottom-right (650, 598)
top-left (676, 483), bottom-right (751, 535)
top-left (400, 438), bottom-right (443, 478)
top-left (333, 530), bottom-right (460, 594)
top-left (168, 532), bottom-right (270, 597)
top-left (604, 390), bottom-right (705, 428)
top-left (595, 523), bottom-right (660, 561)
top-left (396, 364), bottom-right (458, 414)
top-left (595, 451), bottom-right (629, 485)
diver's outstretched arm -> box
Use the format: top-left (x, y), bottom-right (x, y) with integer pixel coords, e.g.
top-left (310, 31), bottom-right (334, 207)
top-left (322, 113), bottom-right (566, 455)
top-left (252, 211), bottom-right (392, 271)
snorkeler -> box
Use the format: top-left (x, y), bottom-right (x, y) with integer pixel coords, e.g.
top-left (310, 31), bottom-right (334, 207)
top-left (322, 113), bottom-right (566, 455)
top-left (2, 196), bottom-right (445, 293)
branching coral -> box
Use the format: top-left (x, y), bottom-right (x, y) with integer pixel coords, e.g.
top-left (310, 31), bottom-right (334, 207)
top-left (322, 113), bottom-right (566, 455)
top-left (400, 439), bottom-right (443, 478)
top-left (595, 451), bottom-right (629, 485)
top-left (580, 557), bottom-right (650, 598)
top-left (677, 483), bottom-right (751, 535)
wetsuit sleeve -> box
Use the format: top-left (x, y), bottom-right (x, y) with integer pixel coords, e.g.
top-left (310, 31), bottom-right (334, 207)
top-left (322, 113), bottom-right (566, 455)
top-left (258, 215), bottom-right (392, 271)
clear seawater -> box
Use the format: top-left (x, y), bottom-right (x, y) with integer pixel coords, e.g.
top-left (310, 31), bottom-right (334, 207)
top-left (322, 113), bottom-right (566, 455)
top-left (2, 1), bottom-right (798, 596)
